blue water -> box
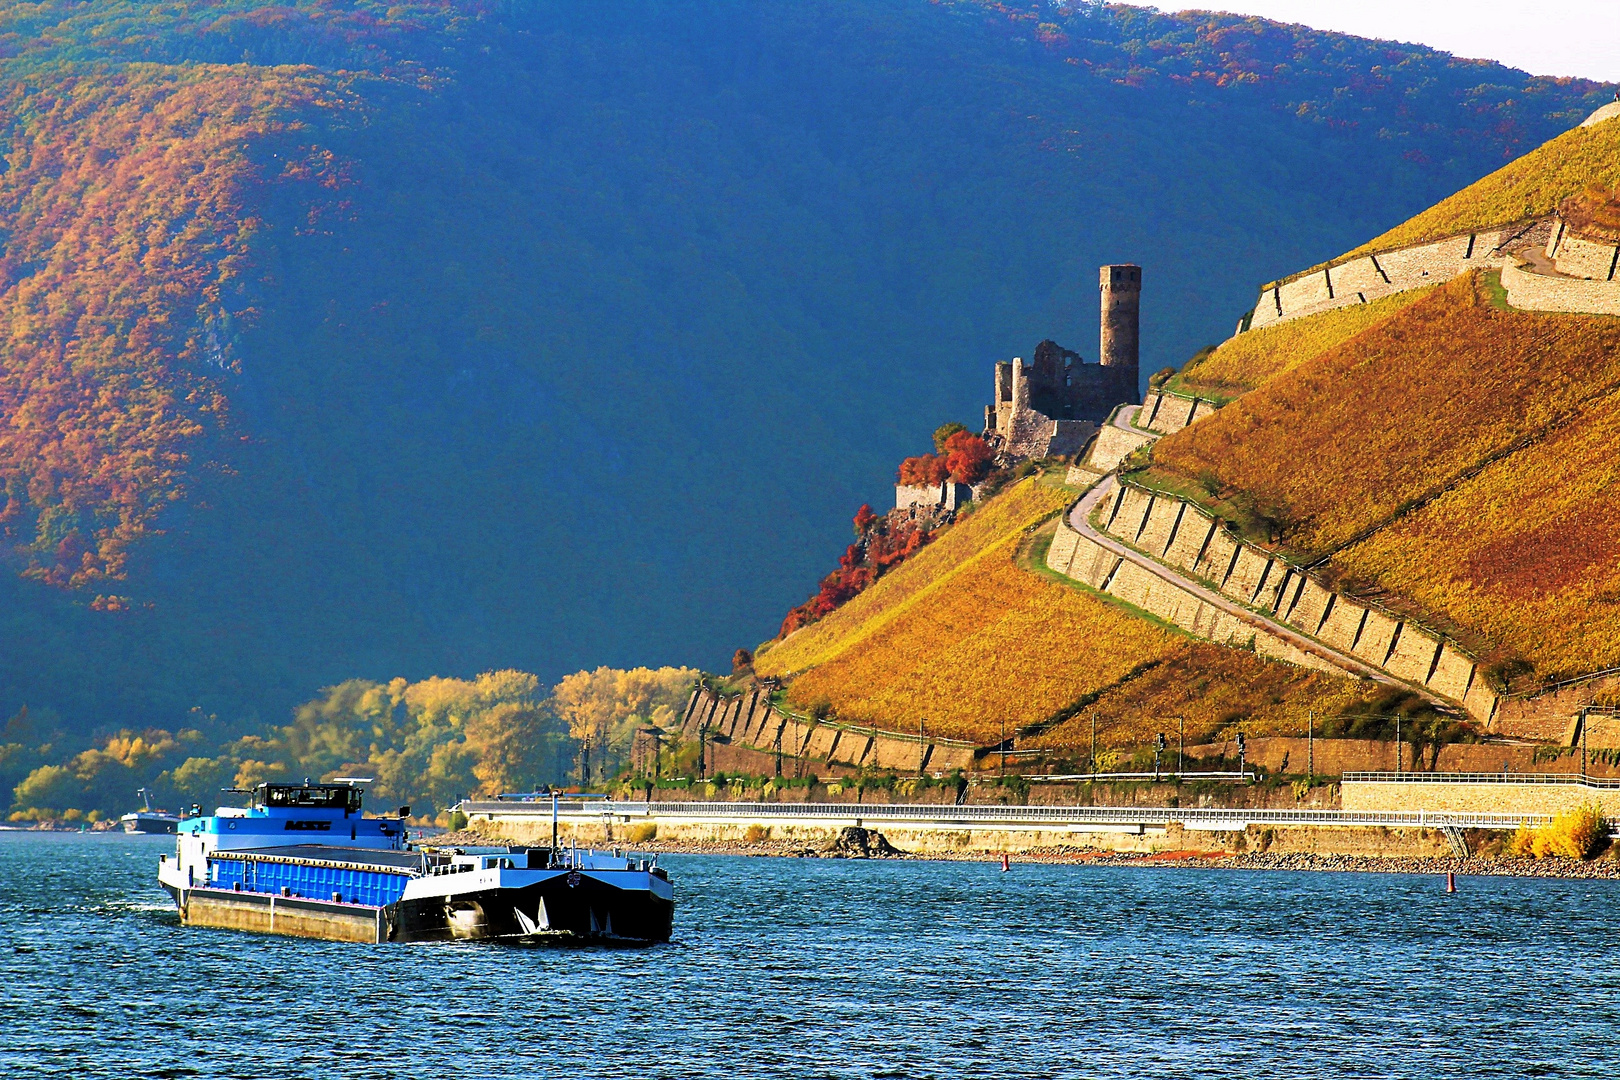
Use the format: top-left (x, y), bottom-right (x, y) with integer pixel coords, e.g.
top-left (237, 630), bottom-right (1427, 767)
top-left (2, 832), bottom-right (1617, 1079)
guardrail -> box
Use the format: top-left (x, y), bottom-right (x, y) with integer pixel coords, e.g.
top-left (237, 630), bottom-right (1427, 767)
top-left (1344, 771), bottom-right (1620, 788)
top-left (457, 799), bottom-right (1543, 830)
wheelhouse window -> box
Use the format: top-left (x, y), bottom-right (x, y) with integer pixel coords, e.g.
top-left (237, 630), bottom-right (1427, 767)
top-left (257, 784), bottom-right (362, 812)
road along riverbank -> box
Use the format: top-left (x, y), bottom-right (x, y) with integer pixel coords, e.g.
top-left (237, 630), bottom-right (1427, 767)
top-left (455, 797), bottom-right (1553, 860)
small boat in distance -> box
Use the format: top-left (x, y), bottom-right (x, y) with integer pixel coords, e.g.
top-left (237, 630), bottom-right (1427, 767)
top-left (120, 788), bottom-right (181, 834)
top-left (156, 780), bottom-right (673, 944)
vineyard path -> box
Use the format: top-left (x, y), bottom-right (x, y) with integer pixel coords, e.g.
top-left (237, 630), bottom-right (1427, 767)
top-left (1068, 406), bottom-right (1444, 702)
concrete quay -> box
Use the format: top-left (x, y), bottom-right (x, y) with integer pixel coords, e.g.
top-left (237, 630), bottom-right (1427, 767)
top-left (458, 795), bottom-right (1545, 857)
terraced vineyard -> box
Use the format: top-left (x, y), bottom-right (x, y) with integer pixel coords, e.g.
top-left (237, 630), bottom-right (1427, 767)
top-left (1168, 288), bottom-right (1430, 400)
top-left (1147, 272), bottom-right (1620, 558)
top-left (760, 477), bottom-right (1382, 746)
top-left (1330, 386), bottom-right (1620, 680)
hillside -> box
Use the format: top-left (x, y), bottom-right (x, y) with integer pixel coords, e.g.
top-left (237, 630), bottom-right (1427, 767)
top-left (757, 475), bottom-right (1381, 749)
top-left (1147, 272), bottom-right (1620, 560)
top-left (0, 0), bottom-right (1613, 753)
top-left (1133, 109), bottom-right (1620, 693)
top-left (1344, 109), bottom-right (1620, 258)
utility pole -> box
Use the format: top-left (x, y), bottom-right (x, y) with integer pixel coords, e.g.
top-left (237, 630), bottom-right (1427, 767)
top-left (1177, 716), bottom-right (1184, 777)
top-left (1582, 709), bottom-right (1589, 777)
top-left (1000, 717), bottom-right (1007, 777)
top-left (1154, 733), bottom-right (1165, 782)
top-left (1236, 730), bottom-right (1247, 781)
top-left (1395, 715), bottom-right (1402, 774)
top-left (1091, 714), bottom-right (1097, 775)
top-left (1307, 710), bottom-right (1314, 783)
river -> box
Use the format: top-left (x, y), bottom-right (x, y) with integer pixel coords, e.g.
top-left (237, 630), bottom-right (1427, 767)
top-left (2, 831), bottom-right (1616, 1078)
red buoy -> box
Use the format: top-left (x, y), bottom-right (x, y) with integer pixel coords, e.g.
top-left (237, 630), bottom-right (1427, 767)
top-left (1001, 853), bottom-right (1010, 872)
top-left (1446, 871), bottom-right (1456, 893)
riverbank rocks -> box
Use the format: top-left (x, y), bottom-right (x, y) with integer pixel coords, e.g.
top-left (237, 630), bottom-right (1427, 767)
top-left (823, 827), bottom-right (907, 858)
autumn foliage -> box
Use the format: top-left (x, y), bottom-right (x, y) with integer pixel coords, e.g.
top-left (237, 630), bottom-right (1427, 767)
top-left (0, 67), bottom-right (358, 585)
top-left (762, 478), bottom-right (1379, 746)
top-left (898, 430), bottom-right (993, 487)
top-left (1169, 288), bottom-right (1429, 399)
top-left (779, 504), bottom-right (933, 637)
top-left (1560, 183), bottom-right (1620, 243)
top-left (1331, 385), bottom-right (1620, 681)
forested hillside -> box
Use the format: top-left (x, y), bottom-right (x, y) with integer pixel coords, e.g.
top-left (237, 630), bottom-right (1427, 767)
top-left (0, 0), bottom-right (1611, 759)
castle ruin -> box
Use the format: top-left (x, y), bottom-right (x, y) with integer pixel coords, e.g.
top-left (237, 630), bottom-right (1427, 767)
top-left (984, 263), bottom-right (1141, 459)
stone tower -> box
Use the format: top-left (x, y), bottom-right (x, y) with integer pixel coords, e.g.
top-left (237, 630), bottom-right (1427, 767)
top-left (1099, 264), bottom-right (1141, 404)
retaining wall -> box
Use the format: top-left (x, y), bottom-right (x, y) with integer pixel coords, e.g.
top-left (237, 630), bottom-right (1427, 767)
top-left (1502, 256), bottom-right (1620, 317)
top-left (1343, 780), bottom-right (1620, 818)
top-left (1088, 483), bottom-right (1502, 725)
top-left (1548, 227), bottom-right (1620, 281)
top-left (680, 687), bottom-right (979, 777)
top-left (1247, 219), bottom-right (1554, 332)
top-left (1139, 389), bottom-right (1220, 436)
top-left (1084, 424), bottom-right (1153, 471)
top-left (1044, 514), bottom-right (1340, 676)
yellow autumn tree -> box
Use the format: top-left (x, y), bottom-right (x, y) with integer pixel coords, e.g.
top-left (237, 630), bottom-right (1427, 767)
top-left (550, 666), bottom-right (699, 783)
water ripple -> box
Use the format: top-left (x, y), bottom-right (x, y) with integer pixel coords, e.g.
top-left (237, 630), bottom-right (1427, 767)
top-left (1, 833), bottom-right (1617, 1078)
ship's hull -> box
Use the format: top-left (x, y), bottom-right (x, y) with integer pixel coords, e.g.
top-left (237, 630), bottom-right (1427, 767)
top-left (163, 875), bottom-right (672, 945)
top-left (123, 815), bottom-right (179, 834)
top-left (394, 873), bottom-right (674, 944)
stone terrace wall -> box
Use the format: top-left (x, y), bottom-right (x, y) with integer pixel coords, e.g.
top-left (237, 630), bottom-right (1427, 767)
top-left (1502, 256), bottom-right (1620, 316)
top-left (1083, 423), bottom-right (1153, 471)
top-left (1548, 226), bottom-right (1620, 281)
top-left (679, 686), bottom-right (979, 777)
top-left (1139, 389), bottom-right (1220, 435)
top-left (1045, 512), bottom-right (1340, 676)
top-left (1087, 483), bottom-right (1501, 724)
top-left (1247, 219), bottom-right (1554, 333)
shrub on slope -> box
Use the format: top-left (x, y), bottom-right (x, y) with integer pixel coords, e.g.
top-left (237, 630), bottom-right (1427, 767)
top-left (1330, 388), bottom-right (1620, 682)
top-left (1169, 288), bottom-right (1430, 400)
top-left (1147, 273), bottom-right (1620, 558)
top-left (1344, 113), bottom-right (1620, 258)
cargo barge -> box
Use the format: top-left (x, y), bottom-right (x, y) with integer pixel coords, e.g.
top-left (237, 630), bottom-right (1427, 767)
top-left (156, 781), bottom-right (673, 944)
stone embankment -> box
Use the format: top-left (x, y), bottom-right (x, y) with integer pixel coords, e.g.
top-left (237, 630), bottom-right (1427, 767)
top-left (1083, 850), bottom-right (1620, 880)
top-left (443, 825), bottom-right (1620, 879)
